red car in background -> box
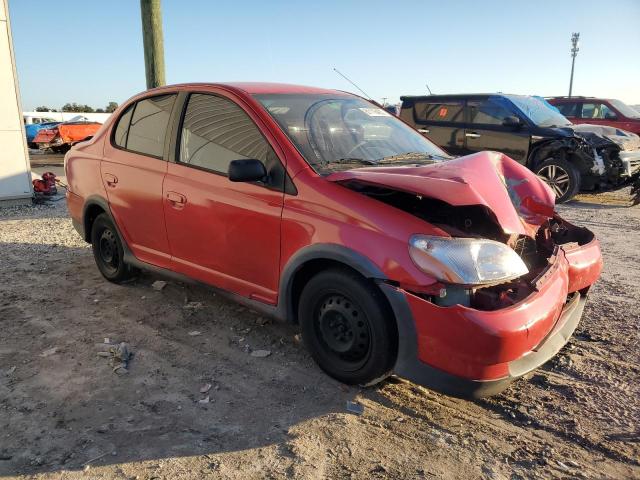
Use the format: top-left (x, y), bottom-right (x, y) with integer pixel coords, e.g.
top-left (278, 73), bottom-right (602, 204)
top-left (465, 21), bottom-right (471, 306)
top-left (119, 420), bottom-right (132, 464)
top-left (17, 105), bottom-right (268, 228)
top-left (548, 96), bottom-right (640, 135)
top-left (65, 83), bottom-right (602, 397)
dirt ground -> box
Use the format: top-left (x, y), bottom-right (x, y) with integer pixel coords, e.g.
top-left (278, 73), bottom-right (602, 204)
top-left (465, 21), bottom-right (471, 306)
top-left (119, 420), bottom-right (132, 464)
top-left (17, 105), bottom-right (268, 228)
top-left (0, 187), bottom-right (638, 480)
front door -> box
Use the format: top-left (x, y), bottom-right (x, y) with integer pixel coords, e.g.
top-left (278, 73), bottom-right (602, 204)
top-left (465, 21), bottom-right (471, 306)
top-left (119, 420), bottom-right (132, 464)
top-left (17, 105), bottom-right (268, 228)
top-left (101, 94), bottom-right (177, 267)
top-left (162, 92), bottom-right (285, 304)
top-left (464, 99), bottom-right (531, 163)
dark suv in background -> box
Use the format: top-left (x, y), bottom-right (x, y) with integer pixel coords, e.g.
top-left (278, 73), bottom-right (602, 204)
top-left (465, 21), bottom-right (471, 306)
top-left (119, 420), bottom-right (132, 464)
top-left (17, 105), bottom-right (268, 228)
top-left (547, 96), bottom-right (640, 135)
top-left (400, 94), bottom-right (640, 202)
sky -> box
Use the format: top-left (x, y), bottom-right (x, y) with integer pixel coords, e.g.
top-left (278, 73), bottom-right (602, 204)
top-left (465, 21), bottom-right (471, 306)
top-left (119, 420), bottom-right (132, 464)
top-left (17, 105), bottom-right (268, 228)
top-left (8, 0), bottom-right (640, 111)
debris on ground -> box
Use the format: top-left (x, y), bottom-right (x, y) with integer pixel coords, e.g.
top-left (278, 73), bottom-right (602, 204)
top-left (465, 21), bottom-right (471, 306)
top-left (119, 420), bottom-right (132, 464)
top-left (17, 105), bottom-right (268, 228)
top-left (40, 347), bottom-right (58, 357)
top-left (346, 401), bottom-right (365, 415)
top-left (199, 396), bottom-right (210, 404)
top-left (96, 340), bottom-right (133, 374)
top-left (184, 301), bottom-right (204, 311)
top-left (255, 317), bottom-right (270, 326)
top-left (250, 349), bottom-right (271, 358)
top-left (200, 383), bottom-right (212, 394)
top-left (188, 330), bottom-right (202, 336)
top-left (152, 280), bottom-right (167, 291)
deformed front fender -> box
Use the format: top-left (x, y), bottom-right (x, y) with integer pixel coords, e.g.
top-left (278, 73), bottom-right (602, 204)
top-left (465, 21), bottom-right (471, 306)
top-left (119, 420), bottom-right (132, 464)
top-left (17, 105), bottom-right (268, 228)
top-left (277, 243), bottom-right (388, 322)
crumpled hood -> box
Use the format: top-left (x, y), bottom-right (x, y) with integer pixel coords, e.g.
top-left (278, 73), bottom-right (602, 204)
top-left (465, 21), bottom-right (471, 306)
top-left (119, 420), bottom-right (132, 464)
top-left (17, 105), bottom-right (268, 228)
top-left (567, 123), bottom-right (640, 151)
top-left (327, 151), bottom-right (556, 238)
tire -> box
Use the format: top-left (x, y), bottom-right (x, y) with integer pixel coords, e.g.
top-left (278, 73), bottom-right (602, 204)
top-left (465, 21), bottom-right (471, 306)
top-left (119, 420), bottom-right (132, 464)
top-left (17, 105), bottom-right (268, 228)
top-left (535, 157), bottom-right (581, 203)
top-left (90, 213), bottom-right (137, 283)
top-left (298, 268), bottom-right (397, 386)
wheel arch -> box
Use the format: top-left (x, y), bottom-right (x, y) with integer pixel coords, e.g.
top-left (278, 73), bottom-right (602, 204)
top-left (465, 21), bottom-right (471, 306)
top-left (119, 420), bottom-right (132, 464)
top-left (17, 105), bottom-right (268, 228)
top-left (81, 196), bottom-right (112, 243)
top-left (278, 244), bottom-right (388, 325)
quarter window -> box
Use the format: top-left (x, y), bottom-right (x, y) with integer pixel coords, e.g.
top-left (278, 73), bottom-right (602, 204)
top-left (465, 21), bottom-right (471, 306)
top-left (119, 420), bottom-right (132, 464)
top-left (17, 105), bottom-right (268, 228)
top-left (415, 101), bottom-right (464, 123)
top-left (113, 104), bottom-right (134, 148)
top-left (179, 93), bottom-right (284, 188)
top-left (113, 94), bottom-right (176, 157)
top-left (468, 100), bottom-right (513, 125)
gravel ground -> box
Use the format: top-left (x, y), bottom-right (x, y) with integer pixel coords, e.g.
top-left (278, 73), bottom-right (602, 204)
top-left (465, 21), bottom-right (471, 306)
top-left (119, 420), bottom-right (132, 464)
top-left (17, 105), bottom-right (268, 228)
top-left (0, 188), bottom-right (638, 480)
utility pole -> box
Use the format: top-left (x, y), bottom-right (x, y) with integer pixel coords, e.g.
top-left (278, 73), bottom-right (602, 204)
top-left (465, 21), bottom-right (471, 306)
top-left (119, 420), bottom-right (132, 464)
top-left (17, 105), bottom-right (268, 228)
top-left (568, 32), bottom-right (580, 97)
top-left (140, 0), bottom-right (166, 89)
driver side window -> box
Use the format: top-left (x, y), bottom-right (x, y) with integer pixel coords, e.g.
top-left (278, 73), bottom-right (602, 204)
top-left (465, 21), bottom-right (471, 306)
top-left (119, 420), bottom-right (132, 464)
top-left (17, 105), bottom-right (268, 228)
top-left (178, 93), bottom-right (286, 190)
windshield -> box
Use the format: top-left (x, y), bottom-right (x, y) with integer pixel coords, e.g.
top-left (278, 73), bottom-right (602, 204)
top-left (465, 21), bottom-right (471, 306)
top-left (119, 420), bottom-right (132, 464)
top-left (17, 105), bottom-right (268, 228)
top-left (609, 99), bottom-right (640, 119)
top-left (503, 95), bottom-right (573, 128)
top-left (254, 94), bottom-right (450, 174)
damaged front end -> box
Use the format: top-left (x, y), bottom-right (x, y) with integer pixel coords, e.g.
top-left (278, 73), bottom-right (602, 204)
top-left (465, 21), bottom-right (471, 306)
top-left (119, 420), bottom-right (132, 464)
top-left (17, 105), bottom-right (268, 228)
top-left (328, 152), bottom-right (603, 395)
top-left (532, 124), bottom-right (640, 202)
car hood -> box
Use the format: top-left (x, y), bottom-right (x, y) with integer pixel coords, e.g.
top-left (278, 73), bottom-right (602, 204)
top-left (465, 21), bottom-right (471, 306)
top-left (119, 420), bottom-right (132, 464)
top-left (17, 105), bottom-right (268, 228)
top-left (568, 123), bottom-right (640, 151)
top-left (326, 151), bottom-right (555, 238)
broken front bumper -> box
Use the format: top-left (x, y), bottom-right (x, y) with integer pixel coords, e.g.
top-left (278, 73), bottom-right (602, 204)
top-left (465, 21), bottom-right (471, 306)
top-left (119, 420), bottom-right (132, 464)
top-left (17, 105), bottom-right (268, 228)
top-left (381, 237), bottom-right (602, 398)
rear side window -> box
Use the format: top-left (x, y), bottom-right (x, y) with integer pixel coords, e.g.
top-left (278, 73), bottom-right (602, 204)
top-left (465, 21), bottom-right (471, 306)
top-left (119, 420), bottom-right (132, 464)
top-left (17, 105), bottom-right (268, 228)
top-left (556, 102), bottom-right (578, 116)
top-left (113, 94), bottom-right (176, 157)
top-left (468, 99), bottom-right (513, 125)
top-left (179, 93), bottom-right (272, 174)
top-left (414, 101), bottom-right (464, 123)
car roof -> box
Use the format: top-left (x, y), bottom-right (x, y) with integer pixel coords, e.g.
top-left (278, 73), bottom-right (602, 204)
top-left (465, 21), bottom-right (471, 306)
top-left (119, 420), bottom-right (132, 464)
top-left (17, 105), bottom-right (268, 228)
top-left (400, 93), bottom-right (515, 101)
top-left (546, 96), bottom-right (613, 102)
top-left (145, 82), bottom-right (349, 96)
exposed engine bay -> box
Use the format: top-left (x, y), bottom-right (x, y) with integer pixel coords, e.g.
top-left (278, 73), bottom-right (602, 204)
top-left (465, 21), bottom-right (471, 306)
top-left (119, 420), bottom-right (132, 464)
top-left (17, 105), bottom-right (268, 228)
top-left (345, 182), bottom-right (595, 311)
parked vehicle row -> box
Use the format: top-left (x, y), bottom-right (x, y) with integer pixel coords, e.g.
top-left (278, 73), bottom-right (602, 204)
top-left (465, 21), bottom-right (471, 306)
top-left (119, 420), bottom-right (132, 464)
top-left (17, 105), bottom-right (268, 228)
top-left (32, 119), bottom-right (102, 153)
top-left (65, 83), bottom-right (603, 397)
top-left (399, 94), bottom-right (640, 203)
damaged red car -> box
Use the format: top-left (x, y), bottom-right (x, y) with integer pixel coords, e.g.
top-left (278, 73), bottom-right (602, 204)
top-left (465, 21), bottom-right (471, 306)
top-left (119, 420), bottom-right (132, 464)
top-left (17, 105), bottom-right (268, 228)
top-left (65, 83), bottom-right (602, 397)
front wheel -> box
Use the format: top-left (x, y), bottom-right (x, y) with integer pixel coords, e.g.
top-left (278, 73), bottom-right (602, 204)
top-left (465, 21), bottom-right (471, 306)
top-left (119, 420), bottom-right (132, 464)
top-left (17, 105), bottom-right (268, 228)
top-left (536, 157), bottom-right (581, 203)
top-left (91, 213), bottom-right (137, 283)
top-left (298, 268), bottom-right (397, 386)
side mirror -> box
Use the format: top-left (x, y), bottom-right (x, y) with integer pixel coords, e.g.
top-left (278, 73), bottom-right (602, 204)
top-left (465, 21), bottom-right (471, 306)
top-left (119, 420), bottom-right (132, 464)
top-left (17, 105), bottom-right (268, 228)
top-left (502, 115), bottom-right (522, 128)
top-left (228, 159), bottom-right (267, 183)
top-left (604, 112), bottom-right (617, 120)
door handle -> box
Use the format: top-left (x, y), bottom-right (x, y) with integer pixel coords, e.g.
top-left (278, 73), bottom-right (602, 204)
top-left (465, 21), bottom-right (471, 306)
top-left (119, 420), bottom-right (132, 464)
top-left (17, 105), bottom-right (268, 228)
top-left (418, 128), bottom-right (430, 134)
top-left (103, 173), bottom-right (118, 187)
top-left (166, 191), bottom-right (187, 208)
top-left (465, 132), bottom-right (481, 138)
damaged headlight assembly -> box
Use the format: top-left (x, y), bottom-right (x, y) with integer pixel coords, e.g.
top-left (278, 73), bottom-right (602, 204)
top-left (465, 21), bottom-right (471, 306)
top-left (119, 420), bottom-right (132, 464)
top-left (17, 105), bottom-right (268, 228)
top-left (408, 235), bottom-right (529, 287)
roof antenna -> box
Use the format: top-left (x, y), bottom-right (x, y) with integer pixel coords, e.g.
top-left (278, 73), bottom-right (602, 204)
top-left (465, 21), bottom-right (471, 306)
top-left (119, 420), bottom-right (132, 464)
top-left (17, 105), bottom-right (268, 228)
top-left (333, 68), bottom-right (373, 100)
top-left (425, 83), bottom-right (433, 95)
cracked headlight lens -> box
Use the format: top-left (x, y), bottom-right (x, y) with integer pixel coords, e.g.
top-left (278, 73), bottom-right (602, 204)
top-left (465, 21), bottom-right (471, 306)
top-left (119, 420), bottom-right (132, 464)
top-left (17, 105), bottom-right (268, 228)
top-left (409, 235), bottom-right (529, 285)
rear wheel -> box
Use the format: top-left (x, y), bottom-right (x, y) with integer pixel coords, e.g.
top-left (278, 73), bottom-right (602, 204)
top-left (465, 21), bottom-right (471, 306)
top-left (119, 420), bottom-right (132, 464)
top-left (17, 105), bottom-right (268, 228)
top-left (298, 268), bottom-right (397, 386)
top-left (91, 213), bottom-right (137, 283)
top-left (536, 157), bottom-right (581, 203)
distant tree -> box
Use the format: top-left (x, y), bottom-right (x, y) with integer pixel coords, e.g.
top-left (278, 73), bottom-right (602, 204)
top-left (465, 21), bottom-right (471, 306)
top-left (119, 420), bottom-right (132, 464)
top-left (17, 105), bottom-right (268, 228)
top-left (95, 108), bottom-right (105, 113)
top-left (105, 101), bottom-right (118, 113)
top-left (35, 106), bottom-right (56, 112)
top-left (62, 103), bottom-right (95, 113)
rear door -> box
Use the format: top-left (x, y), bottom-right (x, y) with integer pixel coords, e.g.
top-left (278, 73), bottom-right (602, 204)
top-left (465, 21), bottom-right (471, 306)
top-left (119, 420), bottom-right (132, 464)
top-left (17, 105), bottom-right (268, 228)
top-left (401, 99), bottom-right (466, 155)
top-left (162, 92), bottom-right (286, 304)
top-left (101, 94), bottom-right (177, 267)
top-left (464, 98), bottom-right (531, 163)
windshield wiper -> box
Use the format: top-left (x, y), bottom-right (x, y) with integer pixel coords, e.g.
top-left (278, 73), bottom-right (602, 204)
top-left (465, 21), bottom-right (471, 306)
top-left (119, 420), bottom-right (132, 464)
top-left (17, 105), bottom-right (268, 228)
top-left (377, 152), bottom-right (448, 163)
top-left (332, 157), bottom-right (377, 165)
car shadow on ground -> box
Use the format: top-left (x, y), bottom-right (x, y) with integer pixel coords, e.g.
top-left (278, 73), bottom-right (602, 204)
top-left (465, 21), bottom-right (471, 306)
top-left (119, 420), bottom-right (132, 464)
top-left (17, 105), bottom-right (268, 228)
top-left (0, 239), bottom-right (366, 476)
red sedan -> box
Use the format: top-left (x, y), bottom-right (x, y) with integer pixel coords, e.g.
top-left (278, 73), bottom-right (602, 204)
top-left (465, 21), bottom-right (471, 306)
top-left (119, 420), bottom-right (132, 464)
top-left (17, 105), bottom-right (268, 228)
top-left (65, 83), bottom-right (602, 397)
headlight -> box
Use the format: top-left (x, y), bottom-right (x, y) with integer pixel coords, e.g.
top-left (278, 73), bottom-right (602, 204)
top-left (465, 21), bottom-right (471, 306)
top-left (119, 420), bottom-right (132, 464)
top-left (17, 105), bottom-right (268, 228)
top-left (409, 235), bottom-right (528, 286)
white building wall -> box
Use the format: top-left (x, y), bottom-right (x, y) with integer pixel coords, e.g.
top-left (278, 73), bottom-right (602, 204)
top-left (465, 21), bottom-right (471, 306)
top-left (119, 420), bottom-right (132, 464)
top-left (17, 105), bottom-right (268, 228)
top-left (0, 0), bottom-right (32, 204)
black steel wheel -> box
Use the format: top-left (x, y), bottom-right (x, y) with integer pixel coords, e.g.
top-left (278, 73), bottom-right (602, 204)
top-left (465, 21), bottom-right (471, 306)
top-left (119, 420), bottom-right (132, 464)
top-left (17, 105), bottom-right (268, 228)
top-left (536, 157), bottom-right (581, 203)
top-left (298, 268), bottom-right (397, 386)
top-left (91, 213), bottom-right (137, 283)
